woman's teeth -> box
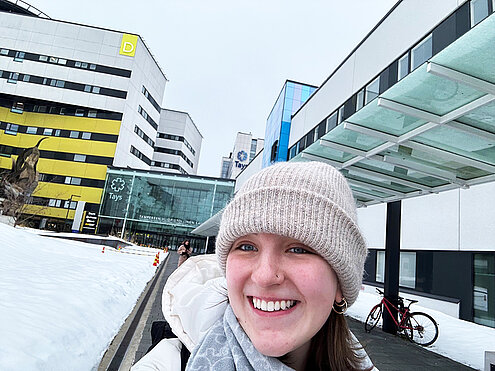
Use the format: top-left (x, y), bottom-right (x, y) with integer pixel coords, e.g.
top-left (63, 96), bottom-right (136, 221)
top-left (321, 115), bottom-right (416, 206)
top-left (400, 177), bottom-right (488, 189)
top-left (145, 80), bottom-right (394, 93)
top-left (252, 297), bottom-right (296, 312)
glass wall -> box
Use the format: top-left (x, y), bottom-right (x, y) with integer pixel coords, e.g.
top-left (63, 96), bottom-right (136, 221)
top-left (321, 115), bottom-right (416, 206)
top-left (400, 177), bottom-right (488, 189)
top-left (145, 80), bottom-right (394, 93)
top-left (375, 250), bottom-right (416, 289)
top-left (473, 253), bottom-right (495, 328)
top-left (263, 81), bottom-right (317, 168)
top-left (97, 168), bottom-right (234, 251)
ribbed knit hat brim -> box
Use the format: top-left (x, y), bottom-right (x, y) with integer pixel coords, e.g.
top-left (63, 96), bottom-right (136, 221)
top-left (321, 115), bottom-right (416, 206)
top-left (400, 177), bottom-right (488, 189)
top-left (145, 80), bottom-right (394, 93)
top-left (215, 161), bottom-right (367, 306)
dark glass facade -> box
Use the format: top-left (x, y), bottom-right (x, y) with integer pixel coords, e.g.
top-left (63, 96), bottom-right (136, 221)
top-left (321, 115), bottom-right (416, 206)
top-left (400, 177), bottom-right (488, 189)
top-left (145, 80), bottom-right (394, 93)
top-left (98, 168), bottom-right (234, 252)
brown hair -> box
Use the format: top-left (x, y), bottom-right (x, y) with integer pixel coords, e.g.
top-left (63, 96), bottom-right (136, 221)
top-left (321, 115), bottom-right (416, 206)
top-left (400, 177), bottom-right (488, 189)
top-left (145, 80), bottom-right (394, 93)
top-left (279, 312), bottom-right (371, 371)
top-left (306, 313), bottom-right (371, 371)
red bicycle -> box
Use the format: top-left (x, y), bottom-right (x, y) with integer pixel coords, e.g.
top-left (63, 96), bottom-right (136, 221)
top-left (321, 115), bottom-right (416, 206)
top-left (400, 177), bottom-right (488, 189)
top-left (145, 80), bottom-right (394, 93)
top-left (365, 288), bottom-right (439, 346)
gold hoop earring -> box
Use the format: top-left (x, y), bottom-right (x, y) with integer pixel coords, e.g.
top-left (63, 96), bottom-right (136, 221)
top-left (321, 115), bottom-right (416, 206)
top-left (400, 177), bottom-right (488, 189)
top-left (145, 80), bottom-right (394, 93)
top-left (332, 297), bottom-right (348, 315)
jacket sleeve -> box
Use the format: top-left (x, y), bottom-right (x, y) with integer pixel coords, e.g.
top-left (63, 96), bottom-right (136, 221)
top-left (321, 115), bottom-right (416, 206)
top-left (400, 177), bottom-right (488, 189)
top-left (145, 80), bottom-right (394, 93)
top-left (131, 338), bottom-right (182, 371)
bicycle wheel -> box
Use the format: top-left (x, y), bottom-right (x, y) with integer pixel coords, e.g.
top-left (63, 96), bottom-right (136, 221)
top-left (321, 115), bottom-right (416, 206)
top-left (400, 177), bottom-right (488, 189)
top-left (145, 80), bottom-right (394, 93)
top-left (365, 304), bottom-right (382, 333)
top-left (405, 312), bottom-right (438, 346)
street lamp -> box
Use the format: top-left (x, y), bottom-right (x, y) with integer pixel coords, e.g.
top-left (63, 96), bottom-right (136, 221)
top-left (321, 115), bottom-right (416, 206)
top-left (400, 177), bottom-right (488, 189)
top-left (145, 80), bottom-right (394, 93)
top-left (65, 194), bottom-right (80, 231)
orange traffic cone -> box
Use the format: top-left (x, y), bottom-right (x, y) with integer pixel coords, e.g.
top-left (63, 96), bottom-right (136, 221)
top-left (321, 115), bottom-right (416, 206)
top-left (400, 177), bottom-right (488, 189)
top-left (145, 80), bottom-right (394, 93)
top-left (102, 246), bottom-right (105, 253)
top-left (153, 253), bottom-right (159, 266)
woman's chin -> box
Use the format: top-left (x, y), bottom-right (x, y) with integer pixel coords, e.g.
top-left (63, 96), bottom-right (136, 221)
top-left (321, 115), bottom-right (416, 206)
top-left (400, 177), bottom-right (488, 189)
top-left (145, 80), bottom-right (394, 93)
top-left (252, 340), bottom-right (293, 358)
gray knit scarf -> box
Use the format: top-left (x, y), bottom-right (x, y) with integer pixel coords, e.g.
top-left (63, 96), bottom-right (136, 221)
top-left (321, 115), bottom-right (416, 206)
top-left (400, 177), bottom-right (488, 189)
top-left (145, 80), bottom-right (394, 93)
top-left (186, 305), bottom-right (294, 371)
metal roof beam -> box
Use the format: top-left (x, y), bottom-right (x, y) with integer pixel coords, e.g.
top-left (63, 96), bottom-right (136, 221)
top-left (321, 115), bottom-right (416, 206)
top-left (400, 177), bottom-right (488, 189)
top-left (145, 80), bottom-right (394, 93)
top-left (427, 61), bottom-right (495, 96)
top-left (346, 165), bottom-right (432, 191)
top-left (347, 178), bottom-right (405, 197)
top-left (377, 98), bottom-right (442, 123)
top-left (440, 94), bottom-right (495, 123)
top-left (405, 140), bottom-right (495, 174)
top-left (319, 139), bottom-right (368, 157)
top-left (446, 121), bottom-right (495, 142)
top-left (382, 155), bottom-right (469, 188)
top-left (300, 152), bottom-right (343, 169)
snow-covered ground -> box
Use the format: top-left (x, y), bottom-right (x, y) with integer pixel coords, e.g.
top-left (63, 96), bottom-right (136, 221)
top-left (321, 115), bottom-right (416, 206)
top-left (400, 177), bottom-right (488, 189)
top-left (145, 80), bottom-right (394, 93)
top-left (0, 223), bottom-right (165, 371)
top-left (0, 223), bottom-right (493, 370)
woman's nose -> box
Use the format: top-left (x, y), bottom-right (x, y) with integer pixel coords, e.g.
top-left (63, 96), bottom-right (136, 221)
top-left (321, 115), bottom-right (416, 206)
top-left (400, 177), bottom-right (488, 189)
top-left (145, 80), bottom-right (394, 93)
top-left (250, 253), bottom-right (284, 286)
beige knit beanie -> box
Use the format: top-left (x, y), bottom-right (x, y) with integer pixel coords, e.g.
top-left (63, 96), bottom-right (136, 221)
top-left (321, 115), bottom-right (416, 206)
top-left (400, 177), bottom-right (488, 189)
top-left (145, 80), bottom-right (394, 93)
top-left (215, 161), bottom-right (367, 306)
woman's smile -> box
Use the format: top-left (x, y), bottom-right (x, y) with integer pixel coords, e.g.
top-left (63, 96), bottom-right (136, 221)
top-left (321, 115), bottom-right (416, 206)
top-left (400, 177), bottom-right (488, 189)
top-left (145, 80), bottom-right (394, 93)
top-left (226, 233), bottom-right (342, 357)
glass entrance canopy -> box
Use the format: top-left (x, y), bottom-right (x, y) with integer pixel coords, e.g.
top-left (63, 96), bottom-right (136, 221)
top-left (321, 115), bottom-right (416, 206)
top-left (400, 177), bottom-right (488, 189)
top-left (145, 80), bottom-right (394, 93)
top-left (292, 13), bottom-right (495, 206)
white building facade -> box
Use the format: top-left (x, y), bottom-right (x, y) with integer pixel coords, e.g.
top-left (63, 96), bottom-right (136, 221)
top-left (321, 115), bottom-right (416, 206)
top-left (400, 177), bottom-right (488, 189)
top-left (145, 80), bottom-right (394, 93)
top-left (152, 109), bottom-right (202, 175)
top-left (287, 0), bottom-right (495, 327)
top-left (220, 132), bottom-right (263, 179)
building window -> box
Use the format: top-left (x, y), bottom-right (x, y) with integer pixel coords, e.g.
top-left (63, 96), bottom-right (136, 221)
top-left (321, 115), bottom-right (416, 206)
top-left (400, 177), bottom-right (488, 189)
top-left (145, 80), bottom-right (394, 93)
top-left (11, 102), bottom-right (24, 114)
top-left (74, 154), bottom-right (86, 162)
top-left (39, 55), bottom-right (48, 62)
top-left (7, 72), bottom-right (19, 83)
top-left (411, 34), bottom-right (432, 70)
top-left (337, 105), bottom-right (345, 124)
top-left (23, 74), bottom-right (30, 82)
top-left (270, 140), bottom-right (279, 162)
top-left (356, 89), bottom-right (365, 111)
top-left (399, 252), bottom-right (416, 289)
top-left (376, 251), bottom-right (385, 283)
top-left (92, 86), bottom-right (100, 94)
top-left (43, 128), bottom-right (53, 136)
top-left (26, 127), bottom-right (37, 134)
top-left (365, 76), bottom-right (380, 104)
top-left (473, 253), bottom-right (495, 328)
top-left (14, 51), bottom-right (25, 62)
top-left (84, 85), bottom-right (91, 92)
top-left (326, 111), bottom-right (338, 132)
top-left (82, 132), bottom-right (91, 140)
top-left (88, 110), bottom-right (97, 118)
top-left (5, 123), bottom-right (19, 135)
top-left (471, 0), bottom-right (490, 26)
top-left (398, 53), bottom-right (409, 81)
top-left (375, 250), bottom-right (416, 289)
top-left (75, 109), bottom-right (84, 117)
top-left (70, 131), bottom-right (79, 138)
top-left (0, 48), bottom-right (9, 55)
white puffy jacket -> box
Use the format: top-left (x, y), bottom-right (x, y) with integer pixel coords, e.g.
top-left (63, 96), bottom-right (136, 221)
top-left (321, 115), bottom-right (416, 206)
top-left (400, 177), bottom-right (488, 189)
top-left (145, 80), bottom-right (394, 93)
top-left (131, 255), bottom-right (228, 371)
top-left (131, 254), bottom-right (376, 371)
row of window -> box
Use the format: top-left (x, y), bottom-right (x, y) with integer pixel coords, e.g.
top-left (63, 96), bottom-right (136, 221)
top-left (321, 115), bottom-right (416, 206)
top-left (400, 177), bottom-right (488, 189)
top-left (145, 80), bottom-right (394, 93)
top-left (288, 0), bottom-right (489, 160)
top-left (157, 132), bottom-right (196, 156)
top-left (0, 143), bottom-right (113, 165)
top-left (0, 47), bottom-right (131, 78)
top-left (138, 105), bottom-right (158, 130)
top-left (134, 125), bottom-right (155, 148)
top-left (130, 145), bottom-right (151, 165)
top-left (154, 146), bottom-right (194, 168)
top-left (39, 173), bottom-right (105, 188)
top-left (1, 121), bottom-right (118, 143)
top-left (0, 69), bottom-right (127, 99)
top-left (0, 92), bottom-right (123, 121)
top-left (28, 196), bottom-right (78, 210)
top-left (142, 86), bottom-right (161, 113)
top-left (150, 160), bottom-right (186, 174)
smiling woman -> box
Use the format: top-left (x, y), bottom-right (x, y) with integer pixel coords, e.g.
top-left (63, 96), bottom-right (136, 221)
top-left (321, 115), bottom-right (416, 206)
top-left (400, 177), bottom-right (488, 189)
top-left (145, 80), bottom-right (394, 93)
top-left (133, 161), bottom-right (372, 371)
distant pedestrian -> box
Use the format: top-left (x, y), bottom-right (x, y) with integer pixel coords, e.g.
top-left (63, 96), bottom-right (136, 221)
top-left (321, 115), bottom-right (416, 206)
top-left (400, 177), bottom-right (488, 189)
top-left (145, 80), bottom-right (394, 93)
top-left (177, 240), bottom-right (192, 267)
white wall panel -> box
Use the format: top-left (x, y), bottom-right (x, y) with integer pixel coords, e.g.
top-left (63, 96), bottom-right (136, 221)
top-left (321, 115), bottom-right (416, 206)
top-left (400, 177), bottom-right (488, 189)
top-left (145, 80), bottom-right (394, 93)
top-left (401, 189), bottom-right (459, 251)
top-left (357, 203), bottom-right (386, 249)
top-left (460, 182), bottom-right (495, 251)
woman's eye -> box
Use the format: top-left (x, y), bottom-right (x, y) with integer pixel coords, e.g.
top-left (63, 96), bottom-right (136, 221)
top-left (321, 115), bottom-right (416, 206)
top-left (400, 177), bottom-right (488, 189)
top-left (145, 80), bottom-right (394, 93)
top-left (238, 244), bottom-right (256, 252)
top-left (289, 247), bottom-right (311, 254)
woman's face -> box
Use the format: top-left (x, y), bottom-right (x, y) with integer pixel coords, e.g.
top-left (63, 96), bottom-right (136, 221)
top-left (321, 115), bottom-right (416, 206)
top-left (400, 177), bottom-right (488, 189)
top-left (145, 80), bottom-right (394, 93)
top-left (226, 233), bottom-right (341, 358)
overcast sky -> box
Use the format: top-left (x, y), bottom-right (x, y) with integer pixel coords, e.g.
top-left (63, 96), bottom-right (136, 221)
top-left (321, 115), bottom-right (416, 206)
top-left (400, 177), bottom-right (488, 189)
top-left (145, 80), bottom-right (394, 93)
top-left (29, 0), bottom-right (397, 177)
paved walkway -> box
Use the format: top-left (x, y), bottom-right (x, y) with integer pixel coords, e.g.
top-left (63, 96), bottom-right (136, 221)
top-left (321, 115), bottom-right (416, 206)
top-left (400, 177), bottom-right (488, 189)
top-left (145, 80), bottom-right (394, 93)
top-left (134, 252), bottom-right (180, 363)
top-left (347, 317), bottom-right (475, 370)
top-left (131, 254), bottom-right (475, 370)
